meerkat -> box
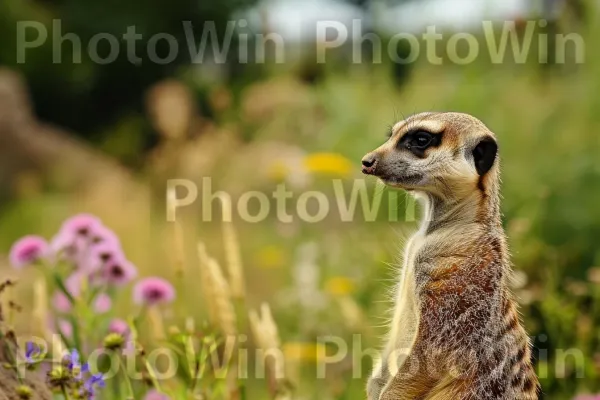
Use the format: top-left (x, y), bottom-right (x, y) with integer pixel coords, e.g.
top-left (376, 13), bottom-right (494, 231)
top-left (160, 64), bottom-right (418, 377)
top-left (362, 112), bottom-right (539, 400)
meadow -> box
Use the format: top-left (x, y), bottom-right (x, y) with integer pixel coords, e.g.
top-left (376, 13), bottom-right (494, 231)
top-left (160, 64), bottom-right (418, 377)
top-left (1, 12), bottom-right (600, 400)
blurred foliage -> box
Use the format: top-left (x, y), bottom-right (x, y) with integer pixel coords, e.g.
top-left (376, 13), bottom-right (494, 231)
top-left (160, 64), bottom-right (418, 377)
top-left (0, 0), bottom-right (257, 142)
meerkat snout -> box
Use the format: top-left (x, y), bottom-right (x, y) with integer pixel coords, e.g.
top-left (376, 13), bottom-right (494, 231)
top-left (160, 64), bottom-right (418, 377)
top-left (362, 112), bottom-right (499, 196)
top-left (361, 153), bottom-right (379, 175)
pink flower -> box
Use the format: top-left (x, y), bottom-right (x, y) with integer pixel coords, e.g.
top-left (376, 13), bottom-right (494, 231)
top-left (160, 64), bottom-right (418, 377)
top-left (84, 241), bottom-right (124, 273)
top-left (89, 224), bottom-right (120, 246)
top-left (93, 293), bottom-right (112, 313)
top-left (51, 273), bottom-right (84, 312)
top-left (49, 231), bottom-right (78, 261)
top-left (9, 235), bottom-right (49, 269)
top-left (123, 340), bottom-right (137, 357)
top-left (133, 277), bottom-right (175, 306)
top-left (103, 258), bottom-right (137, 286)
top-left (573, 396), bottom-right (600, 400)
top-left (143, 390), bottom-right (171, 400)
top-left (59, 214), bottom-right (103, 238)
top-left (65, 273), bottom-right (83, 296)
top-left (57, 319), bottom-right (73, 338)
top-left (52, 292), bottom-right (72, 313)
top-left (51, 214), bottom-right (115, 267)
top-left (108, 319), bottom-right (129, 336)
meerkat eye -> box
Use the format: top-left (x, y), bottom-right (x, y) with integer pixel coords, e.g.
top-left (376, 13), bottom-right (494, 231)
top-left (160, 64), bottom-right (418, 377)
top-left (410, 131), bottom-right (433, 148)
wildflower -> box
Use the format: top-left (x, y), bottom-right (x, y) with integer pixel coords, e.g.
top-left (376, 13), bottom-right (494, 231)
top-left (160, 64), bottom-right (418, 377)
top-left (93, 293), bottom-right (112, 314)
top-left (24, 342), bottom-right (44, 367)
top-left (52, 292), bottom-right (72, 313)
top-left (47, 365), bottom-right (71, 388)
top-left (9, 236), bottom-right (48, 269)
top-left (89, 224), bottom-right (120, 246)
top-left (52, 273), bottom-right (84, 313)
top-left (63, 349), bottom-right (88, 376)
top-left (256, 246), bottom-right (285, 269)
top-left (103, 333), bottom-right (125, 351)
top-left (49, 231), bottom-right (78, 261)
top-left (573, 395), bottom-right (600, 400)
top-left (283, 342), bottom-right (322, 362)
top-left (133, 277), bottom-right (175, 306)
top-left (144, 389), bottom-right (171, 400)
top-left (15, 385), bottom-right (33, 399)
top-left (84, 373), bottom-right (106, 393)
top-left (57, 320), bottom-right (73, 339)
top-left (59, 214), bottom-right (103, 238)
top-left (303, 152), bottom-right (353, 177)
top-left (108, 318), bottom-right (129, 336)
top-left (85, 240), bottom-right (123, 272)
top-left (325, 276), bottom-right (356, 296)
top-left (103, 258), bottom-right (138, 286)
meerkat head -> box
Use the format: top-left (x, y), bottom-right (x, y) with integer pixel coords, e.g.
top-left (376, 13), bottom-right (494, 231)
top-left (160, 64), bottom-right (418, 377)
top-left (362, 112), bottom-right (499, 200)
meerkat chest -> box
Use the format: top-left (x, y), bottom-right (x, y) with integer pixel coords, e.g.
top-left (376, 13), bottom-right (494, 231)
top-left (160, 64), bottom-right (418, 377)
top-left (405, 232), bottom-right (427, 269)
top-left (386, 232), bottom-right (427, 352)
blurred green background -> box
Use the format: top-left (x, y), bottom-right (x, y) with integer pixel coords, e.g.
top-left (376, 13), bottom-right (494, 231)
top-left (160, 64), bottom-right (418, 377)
top-left (0, 0), bottom-right (599, 399)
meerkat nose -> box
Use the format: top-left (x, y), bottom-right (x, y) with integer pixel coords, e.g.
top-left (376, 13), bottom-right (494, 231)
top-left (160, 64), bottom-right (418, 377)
top-left (361, 153), bottom-right (379, 175)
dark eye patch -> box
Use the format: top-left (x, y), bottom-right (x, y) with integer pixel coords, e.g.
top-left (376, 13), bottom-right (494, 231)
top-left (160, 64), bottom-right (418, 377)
top-left (397, 129), bottom-right (443, 158)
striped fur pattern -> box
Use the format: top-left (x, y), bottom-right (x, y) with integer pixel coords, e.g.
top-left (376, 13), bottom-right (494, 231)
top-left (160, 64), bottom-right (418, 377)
top-left (363, 112), bottom-right (539, 400)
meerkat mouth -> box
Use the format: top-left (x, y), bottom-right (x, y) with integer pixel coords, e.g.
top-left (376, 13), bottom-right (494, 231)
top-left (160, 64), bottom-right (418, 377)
top-left (379, 173), bottom-right (424, 188)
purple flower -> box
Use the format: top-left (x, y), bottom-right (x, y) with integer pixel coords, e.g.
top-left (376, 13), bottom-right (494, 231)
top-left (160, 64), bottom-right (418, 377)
top-left (63, 349), bottom-right (81, 371)
top-left (84, 373), bottom-right (105, 393)
top-left (103, 258), bottom-right (137, 286)
top-left (9, 235), bottom-right (49, 269)
top-left (108, 319), bottom-right (129, 336)
top-left (25, 342), bottom-right (43, 365)
top-left (93, 293), bottom-right (112, 314)
top-left (143, 389), bottom-right (171, 400)
top-left (133, 277), bottom-right (176, 306)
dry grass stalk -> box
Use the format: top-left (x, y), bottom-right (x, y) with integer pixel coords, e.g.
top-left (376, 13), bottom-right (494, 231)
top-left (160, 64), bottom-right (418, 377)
top-left (222, 221), bottom-right (245, 300)
top-left (249, 303), bottom-right (287, 389)
top-left (147, 307), bottom-right (166, 340)
top-left (172, 221), bottom-right (186, 277)
top-left (32, 278), bottom-right (49, 337)
top-left (197, 242), bottom-right (218, 326)
top-left (204, 253), bottom-right (237, 337)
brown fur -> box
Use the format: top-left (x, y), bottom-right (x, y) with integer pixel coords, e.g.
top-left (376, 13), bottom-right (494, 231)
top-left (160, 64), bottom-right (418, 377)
top-left (363, 112), bottom-right (539, 400)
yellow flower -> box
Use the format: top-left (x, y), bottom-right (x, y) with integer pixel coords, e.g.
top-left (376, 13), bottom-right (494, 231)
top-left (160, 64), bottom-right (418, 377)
top-left (268, 161), bottom-right (290, 181)
top-left (283, 342), bottom-right (326, 362)
top-left (325, 276), bottom-right (356, 296)
top-left (255, 246), bottom-right (286, 269)
top-left (304, 153), bottom-right (353, 177)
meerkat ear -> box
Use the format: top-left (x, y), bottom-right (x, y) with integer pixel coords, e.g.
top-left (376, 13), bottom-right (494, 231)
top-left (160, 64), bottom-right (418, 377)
top-left (472, 136), bottom-right (498, 176)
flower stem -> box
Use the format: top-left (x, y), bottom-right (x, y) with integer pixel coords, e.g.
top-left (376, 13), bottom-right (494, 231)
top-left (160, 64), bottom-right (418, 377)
top-left (117, 354), bottom-right (135, 400)
top-left (144, 356), bottom-right (164, 393)
top-left (61, 386), bottom-right (72, 400)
